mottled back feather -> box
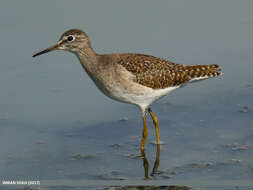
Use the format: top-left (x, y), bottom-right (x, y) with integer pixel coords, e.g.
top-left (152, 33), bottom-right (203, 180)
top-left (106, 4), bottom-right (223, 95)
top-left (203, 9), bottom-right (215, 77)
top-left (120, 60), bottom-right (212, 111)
top-left (115, 53), bottom-right (222, 89)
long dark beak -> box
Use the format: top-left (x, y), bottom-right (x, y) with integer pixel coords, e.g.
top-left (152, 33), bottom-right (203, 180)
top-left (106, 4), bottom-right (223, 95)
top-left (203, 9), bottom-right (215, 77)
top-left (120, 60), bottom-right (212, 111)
top-left (32, 43), bottom-right (60, 57)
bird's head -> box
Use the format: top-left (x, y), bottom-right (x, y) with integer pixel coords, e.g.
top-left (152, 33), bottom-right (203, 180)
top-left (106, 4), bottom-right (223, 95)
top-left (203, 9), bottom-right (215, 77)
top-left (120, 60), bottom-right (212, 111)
top-left (33, 29), bottom-right (91, 57)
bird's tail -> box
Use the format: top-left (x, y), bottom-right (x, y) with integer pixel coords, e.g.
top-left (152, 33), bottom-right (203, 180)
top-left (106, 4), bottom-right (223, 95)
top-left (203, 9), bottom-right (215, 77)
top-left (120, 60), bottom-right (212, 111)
top-left (183, 64), bottom-right (222, 82)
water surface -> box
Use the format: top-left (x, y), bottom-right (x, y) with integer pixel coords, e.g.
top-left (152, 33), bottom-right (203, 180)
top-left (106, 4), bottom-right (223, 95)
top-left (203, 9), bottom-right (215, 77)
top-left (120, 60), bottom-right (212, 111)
top-left (0, 1), bottom-right (253, 189)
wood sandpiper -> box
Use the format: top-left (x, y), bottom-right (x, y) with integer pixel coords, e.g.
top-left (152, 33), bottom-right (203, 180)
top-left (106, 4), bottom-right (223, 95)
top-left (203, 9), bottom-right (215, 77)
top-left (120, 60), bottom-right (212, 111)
top-left (33, 29), bottom-right (222, 152)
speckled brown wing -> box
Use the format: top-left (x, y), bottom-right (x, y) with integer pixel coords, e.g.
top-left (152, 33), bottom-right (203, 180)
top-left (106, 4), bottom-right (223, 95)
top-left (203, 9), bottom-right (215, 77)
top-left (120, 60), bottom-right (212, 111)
top-left (117, 53), bottom-right (222, 89)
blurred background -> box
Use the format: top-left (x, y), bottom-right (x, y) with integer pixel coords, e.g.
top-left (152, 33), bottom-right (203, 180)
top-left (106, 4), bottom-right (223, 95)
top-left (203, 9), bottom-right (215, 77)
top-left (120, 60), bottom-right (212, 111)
top-left (0, 0), bottom-right (252, 189)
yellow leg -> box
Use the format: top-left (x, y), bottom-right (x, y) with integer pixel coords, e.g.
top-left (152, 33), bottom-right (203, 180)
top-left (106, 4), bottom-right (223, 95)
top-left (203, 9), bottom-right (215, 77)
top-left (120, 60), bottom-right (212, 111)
top-left (148, 108), bottom-right (161, 144)
top-left (140, 111), bottom-right (148, 151)
top-left (140, 149), bottom-right (150, 179)
top-left (151, 144), bottom-right (160, 176)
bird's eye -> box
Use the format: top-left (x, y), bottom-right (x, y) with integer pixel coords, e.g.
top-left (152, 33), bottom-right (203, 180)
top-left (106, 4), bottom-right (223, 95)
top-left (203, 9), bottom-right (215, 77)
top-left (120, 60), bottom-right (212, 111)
top-left (67, 35), bottom-right (75, 42)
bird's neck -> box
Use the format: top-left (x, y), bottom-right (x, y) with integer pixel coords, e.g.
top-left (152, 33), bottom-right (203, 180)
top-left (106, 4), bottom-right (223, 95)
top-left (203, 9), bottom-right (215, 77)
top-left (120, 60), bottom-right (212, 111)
top-left (75, 47), bottom-right (99, 75)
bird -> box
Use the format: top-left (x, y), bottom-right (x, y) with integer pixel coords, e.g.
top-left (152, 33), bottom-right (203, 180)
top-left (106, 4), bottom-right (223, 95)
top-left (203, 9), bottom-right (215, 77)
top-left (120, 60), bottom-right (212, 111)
top-left (33, 29), bottom-right (222, 152)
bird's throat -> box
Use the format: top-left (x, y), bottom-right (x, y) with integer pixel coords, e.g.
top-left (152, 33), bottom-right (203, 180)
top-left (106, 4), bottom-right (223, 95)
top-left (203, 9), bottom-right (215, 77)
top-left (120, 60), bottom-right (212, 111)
top-left (76, 47), bottom-right (98, 75)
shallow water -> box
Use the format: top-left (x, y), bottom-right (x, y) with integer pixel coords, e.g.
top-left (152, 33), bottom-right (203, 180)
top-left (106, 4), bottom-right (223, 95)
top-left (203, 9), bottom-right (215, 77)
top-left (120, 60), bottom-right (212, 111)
top-left (0, 0), bottom-right (253, 190)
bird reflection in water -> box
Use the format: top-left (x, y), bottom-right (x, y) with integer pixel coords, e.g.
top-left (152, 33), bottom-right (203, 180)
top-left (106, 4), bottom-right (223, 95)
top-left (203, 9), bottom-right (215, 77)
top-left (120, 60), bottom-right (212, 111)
top-left (103, 186), bottom-right (191, 190)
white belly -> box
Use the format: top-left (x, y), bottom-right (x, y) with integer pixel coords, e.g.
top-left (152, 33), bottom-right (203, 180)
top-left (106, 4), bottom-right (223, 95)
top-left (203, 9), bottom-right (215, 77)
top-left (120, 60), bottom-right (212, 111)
top-left (107, 85), bottom-right (180, 110)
